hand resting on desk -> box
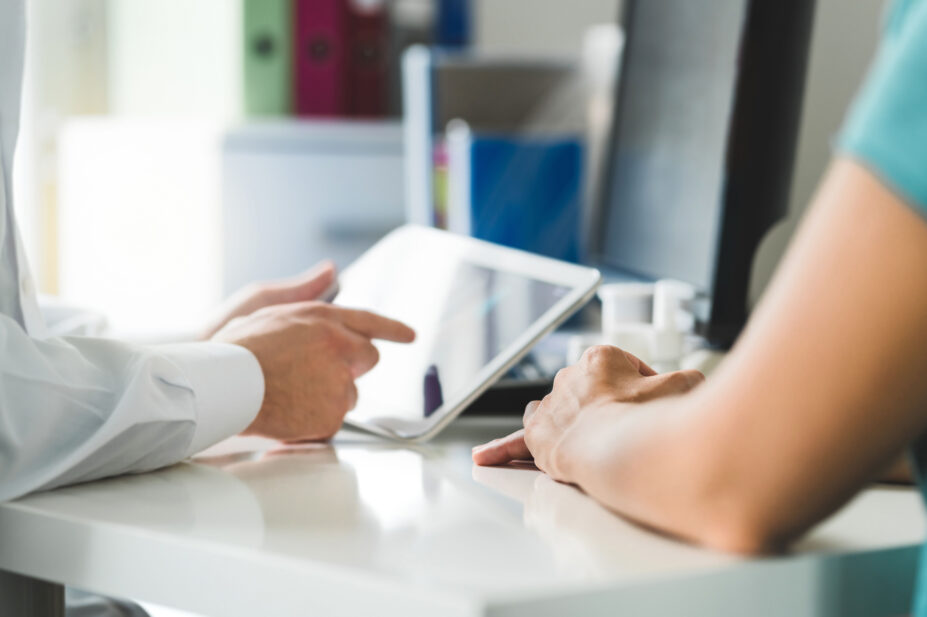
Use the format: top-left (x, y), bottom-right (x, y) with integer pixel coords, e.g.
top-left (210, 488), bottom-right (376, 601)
top-left (472, 348), bottom-right (704, 469)
top-left (475, 160), bottom-right (927, 555)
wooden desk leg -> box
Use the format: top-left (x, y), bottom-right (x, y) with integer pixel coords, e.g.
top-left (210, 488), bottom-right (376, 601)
top-left (0, 569), bottom-right (65, 617)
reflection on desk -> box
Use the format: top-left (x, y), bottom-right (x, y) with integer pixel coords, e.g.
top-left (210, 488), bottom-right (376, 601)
top-left (473, 464), bottom-right (738, 579)
top-left (1, 418), bottom-right (924, 617)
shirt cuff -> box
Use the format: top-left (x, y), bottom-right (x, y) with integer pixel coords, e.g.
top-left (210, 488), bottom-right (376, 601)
top-left (157, 342), bottom-right (265, 457)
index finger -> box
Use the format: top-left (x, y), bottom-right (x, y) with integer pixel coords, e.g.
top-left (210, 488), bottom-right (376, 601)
top-left (330, 307), bottom-right (416, 343)
top-left (472, 429), bottom-right (532, 466)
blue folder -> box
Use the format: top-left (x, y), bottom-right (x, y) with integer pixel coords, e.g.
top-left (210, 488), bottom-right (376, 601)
top-left (468, 136), bottom-right (583, 263)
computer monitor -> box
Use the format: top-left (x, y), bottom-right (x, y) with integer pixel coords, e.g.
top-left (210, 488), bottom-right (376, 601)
top-left (593, 0), bottom-right (815, 348)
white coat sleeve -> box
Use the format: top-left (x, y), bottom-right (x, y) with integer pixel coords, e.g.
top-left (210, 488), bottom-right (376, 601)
top-left (0, 313), bottom-right (264, 501)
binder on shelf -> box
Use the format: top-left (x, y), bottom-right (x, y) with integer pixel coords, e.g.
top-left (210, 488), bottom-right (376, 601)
top-left (446, 120), bottom-right (583, 263)
top-left (243, 0), bottom-right (293, 116)
top-left (345, 0), bottom-right (389, 117)
top-left (401, 46), bottom-right (581, 227)
top-left (435, 0), bottom-right (471, 48)
top-left (293, 0), bottom-right (348, 116)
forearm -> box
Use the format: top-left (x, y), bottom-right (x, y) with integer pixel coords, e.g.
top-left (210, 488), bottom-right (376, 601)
top-left (0, 314), bottom-right (262, 500)
top-left (558, 392), bottom-right (920, 554)
top-left (552, 160), bottom-right (927, 553)
top-left (555, 394), bottom-right (772, 553)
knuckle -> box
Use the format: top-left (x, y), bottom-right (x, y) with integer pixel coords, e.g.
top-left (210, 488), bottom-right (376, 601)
top-left (366, 343), bottom-right (380, 367)
top-left (336, 364), bottom-right (355, 387)
top-left (523, 399), bottom-right (540, 422)
top-left (344, 381), bottom-right (359, 412)
top-left (527, 396), bottom-right (550, 421)
top-left (334, 362), bottom-right (353, 383)
top-left (582, 345), bottom-right (619, 368)
top-left (303, 301), bottom-right (330, 317)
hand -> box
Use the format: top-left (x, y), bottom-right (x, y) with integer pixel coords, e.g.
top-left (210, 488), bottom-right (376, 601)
top-left (472, 346), bottom-right (704, 473)
top-left (213, 301), bottom-right (415, 441)
top-left (200, 261), bottom-right (338, 340)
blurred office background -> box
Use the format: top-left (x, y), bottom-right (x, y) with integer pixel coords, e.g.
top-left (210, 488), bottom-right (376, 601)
top-left (11, 0), bottom-right (884, 339)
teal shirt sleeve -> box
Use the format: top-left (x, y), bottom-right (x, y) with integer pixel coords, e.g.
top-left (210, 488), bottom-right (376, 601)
top-left (837, 0), bottom-right (927, 215)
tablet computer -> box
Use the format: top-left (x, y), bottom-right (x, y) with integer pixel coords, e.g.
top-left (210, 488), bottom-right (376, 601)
top-left (333, 225), bottom-right (601, 442)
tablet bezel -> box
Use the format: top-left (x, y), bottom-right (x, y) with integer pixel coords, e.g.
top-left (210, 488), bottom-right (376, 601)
top-left (338, 225), bottom-right (601, 442)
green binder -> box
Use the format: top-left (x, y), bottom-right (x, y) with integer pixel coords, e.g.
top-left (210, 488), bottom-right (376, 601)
top-left (243, 0), bottom-right (292, 116)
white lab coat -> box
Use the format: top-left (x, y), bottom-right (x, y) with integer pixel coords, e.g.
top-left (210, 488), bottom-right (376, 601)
top-left (0, 0), bottom-right (264, 502)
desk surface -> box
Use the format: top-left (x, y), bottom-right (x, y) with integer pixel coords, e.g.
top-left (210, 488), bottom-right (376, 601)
top-left (0, 417), bottom-right (924, 617)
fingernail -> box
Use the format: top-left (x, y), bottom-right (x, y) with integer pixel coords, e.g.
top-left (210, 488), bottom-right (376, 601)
top-left (685, 371), bottom-right (705, 388)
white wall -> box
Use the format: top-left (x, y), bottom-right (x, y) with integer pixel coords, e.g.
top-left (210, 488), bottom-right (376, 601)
top-left (106, 0), bottom-right (242, 118)
top-left (58, 119), bottom-right (224, 337)
top-left (474, 0), bottom-right (621, 56)
top-left (15, 0), bottom-right (109, 292)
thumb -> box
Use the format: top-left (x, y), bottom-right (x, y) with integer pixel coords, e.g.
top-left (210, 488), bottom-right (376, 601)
top-left (621, 349), bottom-right (658, 376)
top-left (270, 261), bottom-right (337, 304)
top-left (646, 369), bottom-right (706, 397)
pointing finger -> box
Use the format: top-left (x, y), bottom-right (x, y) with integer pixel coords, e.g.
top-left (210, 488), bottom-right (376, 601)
top-left (336, 308), bottom-right (415, 343)
top-left (297, 304), bottom-right (416, 343)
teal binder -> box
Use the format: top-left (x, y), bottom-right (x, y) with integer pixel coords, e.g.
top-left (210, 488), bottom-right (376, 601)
top-left (243, 0), bottom-right (292, 116)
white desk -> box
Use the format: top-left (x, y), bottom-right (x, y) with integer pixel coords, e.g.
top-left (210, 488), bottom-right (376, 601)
top-left (0, 417), bottom-right (924, 617)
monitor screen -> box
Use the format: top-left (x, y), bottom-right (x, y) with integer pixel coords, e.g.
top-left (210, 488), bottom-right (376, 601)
top-left (598, 0), bottom-right (748, 292)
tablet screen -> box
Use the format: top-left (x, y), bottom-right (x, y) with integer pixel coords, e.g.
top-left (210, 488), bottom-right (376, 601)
top-left (336, 250), bottom-right (570, 425)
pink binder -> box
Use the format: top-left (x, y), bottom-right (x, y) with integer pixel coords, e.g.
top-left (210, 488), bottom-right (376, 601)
top-left (345, 0), bottom-right (388, 117)
top-left (293, 0), bottom-right (348, 116)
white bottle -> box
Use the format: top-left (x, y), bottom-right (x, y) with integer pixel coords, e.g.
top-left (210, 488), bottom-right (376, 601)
top-left (649, 280), bottom-right (695, 373)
